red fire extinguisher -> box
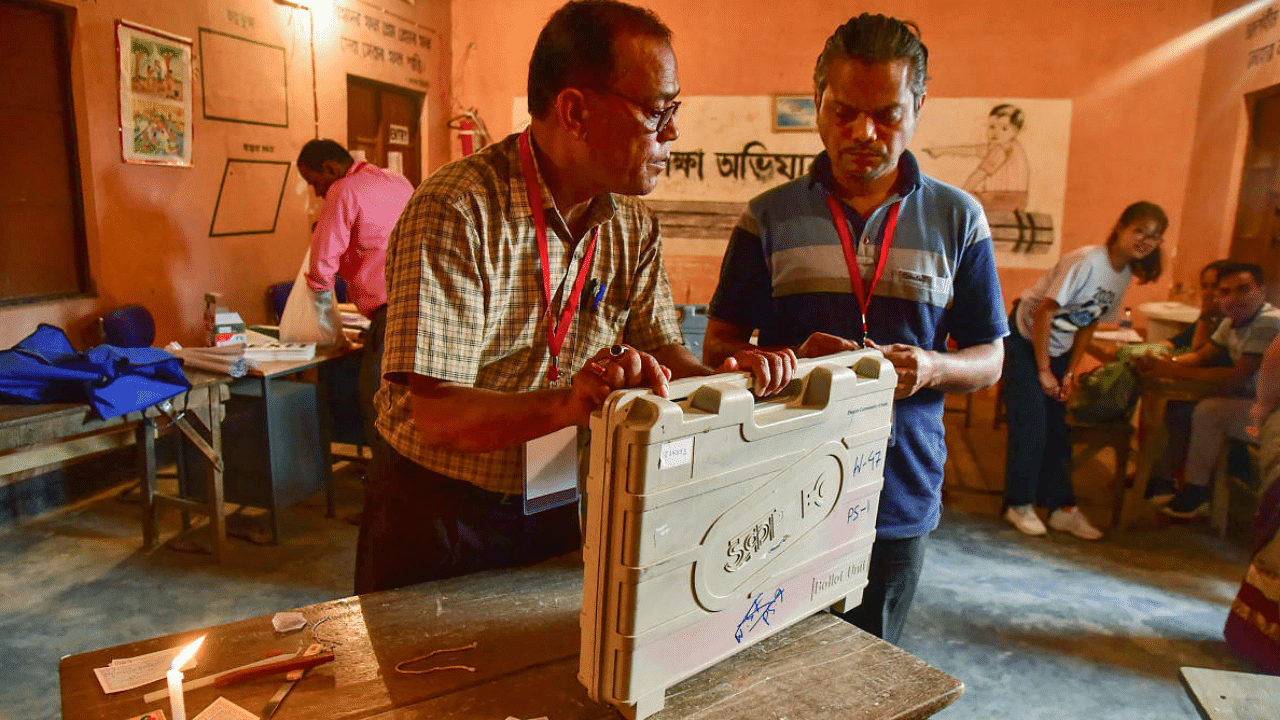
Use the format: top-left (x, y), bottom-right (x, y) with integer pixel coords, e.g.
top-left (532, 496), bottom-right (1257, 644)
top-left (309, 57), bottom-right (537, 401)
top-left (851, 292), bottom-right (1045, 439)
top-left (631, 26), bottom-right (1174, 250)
top-left (449, 110), bottom-right (489, 157)
top-left (458, 117), bottom-right (476, 156)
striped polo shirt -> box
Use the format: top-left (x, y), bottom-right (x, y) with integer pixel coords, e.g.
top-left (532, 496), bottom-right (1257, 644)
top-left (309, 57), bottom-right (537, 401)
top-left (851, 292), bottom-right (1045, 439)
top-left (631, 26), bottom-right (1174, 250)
top-left (709, 150), bottom-right (1008, 539)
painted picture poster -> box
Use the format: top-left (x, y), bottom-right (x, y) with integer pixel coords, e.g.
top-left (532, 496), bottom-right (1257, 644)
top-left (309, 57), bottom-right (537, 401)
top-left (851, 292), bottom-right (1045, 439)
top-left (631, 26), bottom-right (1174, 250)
top-left (773, 95), bottom-right (817, 131)
top-left (117, 21), bottom-right (193, 166)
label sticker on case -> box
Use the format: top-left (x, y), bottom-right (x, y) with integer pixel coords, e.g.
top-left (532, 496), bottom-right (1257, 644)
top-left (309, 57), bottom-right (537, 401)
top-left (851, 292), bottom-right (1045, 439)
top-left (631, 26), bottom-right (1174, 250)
top-left (659, 436), bottom-right (694, 469)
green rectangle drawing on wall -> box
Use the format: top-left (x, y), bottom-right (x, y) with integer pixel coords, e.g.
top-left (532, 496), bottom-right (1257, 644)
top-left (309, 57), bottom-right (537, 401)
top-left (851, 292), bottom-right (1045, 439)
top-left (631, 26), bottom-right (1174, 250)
top-left (209, 159), bottom-right (290, 236)
top-left (199, 28), bottom-right (288, 127)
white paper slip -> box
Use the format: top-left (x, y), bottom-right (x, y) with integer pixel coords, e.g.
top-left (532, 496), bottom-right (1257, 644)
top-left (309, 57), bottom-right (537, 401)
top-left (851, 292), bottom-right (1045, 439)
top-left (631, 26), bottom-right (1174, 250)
top-left (94, 646), bottom-right (198, 694)
top-left (191, 697), bottom-right (258, 720)
top-left (272, 611), bottom-right (307, 632)
top-left (1092, 328), bottom-right (1144, 344)
top-left (523, 425), bottom-right (579, 515)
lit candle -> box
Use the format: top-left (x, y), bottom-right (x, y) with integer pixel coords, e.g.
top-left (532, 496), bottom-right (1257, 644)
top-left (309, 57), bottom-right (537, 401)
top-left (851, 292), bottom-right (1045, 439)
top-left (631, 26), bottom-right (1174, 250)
top-left (167, 636), bottom-right (206, 720)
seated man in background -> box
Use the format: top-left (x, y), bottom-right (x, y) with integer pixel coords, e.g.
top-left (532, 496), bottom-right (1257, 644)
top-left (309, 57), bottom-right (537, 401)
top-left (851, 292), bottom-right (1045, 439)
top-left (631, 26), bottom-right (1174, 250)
top-left (1162, 259), bottom-right (1232, 353)
top-left (1135, 262), bottom-right (1279, 517)
top-left (296, 138), bottom-right (414, 443)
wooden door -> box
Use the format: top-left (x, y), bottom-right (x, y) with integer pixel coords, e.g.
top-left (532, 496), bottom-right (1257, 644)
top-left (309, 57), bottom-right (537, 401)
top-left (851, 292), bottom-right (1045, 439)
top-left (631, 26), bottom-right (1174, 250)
top-left (346, 75), bottom-right (423, 187)
top-left (1230, 86), bottom-right (1280, 303)
top-left (0, 0), bottom-right (89, 304)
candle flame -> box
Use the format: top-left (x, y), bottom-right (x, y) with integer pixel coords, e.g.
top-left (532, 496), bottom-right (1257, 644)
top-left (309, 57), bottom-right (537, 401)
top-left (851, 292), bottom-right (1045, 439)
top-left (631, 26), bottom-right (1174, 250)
top-left (170, 636), bottom-right (206, 671)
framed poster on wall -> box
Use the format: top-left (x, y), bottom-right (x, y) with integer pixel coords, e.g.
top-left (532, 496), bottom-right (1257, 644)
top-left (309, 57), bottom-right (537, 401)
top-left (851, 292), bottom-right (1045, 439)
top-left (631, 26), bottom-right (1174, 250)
top-left (772, 95), bottom-right (817, 132)
top-left (116, 20), bottom-right (193, 166)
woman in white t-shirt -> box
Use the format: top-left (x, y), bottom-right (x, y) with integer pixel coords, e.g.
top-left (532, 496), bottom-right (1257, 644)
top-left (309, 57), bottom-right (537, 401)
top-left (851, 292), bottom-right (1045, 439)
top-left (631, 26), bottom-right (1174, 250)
top-left (1002, 201), bottom-right (1166, 539)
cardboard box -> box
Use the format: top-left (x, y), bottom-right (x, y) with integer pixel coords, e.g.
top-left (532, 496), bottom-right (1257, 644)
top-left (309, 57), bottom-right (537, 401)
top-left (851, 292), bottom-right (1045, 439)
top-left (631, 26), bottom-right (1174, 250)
top-left (204, 292), bottom-right (246, 347)
top-left (580, 350), bottom-right (895, 719)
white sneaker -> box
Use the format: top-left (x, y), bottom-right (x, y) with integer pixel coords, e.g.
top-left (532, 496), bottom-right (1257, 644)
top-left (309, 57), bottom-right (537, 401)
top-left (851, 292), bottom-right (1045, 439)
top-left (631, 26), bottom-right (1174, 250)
top-left (1048, 507), bottom-right (1103, 540)
top-left (1004, 505), bottom-right (1047, 536)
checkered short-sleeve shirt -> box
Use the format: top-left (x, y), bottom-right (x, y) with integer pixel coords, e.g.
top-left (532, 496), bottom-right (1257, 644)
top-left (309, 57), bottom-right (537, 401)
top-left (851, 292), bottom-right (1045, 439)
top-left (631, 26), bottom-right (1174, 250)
top-left (374, 133), bottom-right (684, 494)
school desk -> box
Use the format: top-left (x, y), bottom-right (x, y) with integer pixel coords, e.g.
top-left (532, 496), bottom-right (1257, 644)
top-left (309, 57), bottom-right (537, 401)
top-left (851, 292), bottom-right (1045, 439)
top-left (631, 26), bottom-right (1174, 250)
top-left (59, 554), bottom-right (964, 720)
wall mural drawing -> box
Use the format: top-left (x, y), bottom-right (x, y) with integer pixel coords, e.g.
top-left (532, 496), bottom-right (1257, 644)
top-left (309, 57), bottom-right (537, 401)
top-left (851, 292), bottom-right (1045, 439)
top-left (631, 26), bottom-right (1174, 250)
top-left (116, 21), bottom-right (193, 166)
top-left (924, 104), bottom-right (1029, 212)
top-left (512, 95), bottom-right (1070, 268)
top-left (917, 98), bottom-right (1072, 269)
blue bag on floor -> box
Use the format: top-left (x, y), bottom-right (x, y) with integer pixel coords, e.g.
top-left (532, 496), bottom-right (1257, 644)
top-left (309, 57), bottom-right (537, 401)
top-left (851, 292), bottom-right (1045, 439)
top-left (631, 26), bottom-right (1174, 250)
top-left (0, 323), bottom-right (190, 419)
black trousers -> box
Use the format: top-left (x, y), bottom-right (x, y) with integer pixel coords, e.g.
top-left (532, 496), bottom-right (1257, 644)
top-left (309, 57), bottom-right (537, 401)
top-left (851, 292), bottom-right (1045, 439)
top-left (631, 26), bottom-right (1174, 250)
top-left (356, 305), bottom-right (386, 447)
top-left (354, 439), bottom-right (581, 594)
top-left (1002, 318), bottom-right (1076, 510)
top-left (832, 534), bottom-right (928, 645)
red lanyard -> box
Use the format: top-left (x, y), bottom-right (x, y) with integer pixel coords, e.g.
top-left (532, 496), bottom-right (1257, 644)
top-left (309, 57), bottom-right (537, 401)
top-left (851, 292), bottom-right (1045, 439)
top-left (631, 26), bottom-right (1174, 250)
top-left (824, 193), bottom-right (900, 340)
top-left (519, 130), bottom-right (599, 382)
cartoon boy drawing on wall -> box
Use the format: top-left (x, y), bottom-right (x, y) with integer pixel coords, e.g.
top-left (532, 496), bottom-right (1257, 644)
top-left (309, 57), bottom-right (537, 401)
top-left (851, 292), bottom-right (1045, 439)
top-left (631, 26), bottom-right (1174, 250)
top-left (925, 103), bottom-right (1029, 212)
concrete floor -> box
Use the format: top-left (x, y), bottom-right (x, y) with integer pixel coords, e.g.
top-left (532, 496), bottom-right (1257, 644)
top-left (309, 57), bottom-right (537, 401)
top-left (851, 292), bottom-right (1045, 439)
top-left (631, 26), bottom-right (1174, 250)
top-left (1, 391), bottom-right (1260, 720)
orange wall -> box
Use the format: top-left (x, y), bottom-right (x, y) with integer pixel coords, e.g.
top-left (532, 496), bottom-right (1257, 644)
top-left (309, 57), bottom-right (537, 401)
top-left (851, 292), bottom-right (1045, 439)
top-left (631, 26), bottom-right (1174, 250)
top-left (451, 0), bottom-right (1213, 313)
top-left (0, 0), bottom-right (451, 349)
top-left (1181, 0), bottom-right (1280, 289)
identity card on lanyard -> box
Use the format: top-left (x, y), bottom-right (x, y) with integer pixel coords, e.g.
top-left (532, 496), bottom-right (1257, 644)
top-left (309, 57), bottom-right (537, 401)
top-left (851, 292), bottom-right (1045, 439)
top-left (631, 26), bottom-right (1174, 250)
top-left (824, 193), bottom-right (900, 343)
top-left (518, 129), bottom-right (597, 513)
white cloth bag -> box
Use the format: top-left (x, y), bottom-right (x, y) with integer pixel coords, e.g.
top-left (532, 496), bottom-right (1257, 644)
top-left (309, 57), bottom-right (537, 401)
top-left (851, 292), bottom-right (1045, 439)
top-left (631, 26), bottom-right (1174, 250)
top-left (278, 248), bottom-right (343, 346)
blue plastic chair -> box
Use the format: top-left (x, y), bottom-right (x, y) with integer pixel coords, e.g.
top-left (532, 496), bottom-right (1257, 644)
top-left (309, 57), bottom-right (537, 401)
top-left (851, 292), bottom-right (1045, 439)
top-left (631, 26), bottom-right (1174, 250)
top-left (99, 305), bottom-right (156, 348)
top-left (268, 282), bottom-right (293, 324)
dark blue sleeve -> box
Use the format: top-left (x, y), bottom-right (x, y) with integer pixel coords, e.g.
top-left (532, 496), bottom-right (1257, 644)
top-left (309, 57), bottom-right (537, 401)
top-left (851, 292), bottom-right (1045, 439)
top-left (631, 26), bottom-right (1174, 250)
top-left (1168, 321), bottom-right (1196, 349)
top-left (947, 236), bottom-right (1008, 348)
top-left (707, 226), bottom-right (775, 331)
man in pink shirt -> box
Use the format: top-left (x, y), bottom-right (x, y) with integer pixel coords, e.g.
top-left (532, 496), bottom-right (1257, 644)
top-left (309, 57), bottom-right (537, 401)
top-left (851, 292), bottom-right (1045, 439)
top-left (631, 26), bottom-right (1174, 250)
top-left (296, 138), bottom-right (414, 444)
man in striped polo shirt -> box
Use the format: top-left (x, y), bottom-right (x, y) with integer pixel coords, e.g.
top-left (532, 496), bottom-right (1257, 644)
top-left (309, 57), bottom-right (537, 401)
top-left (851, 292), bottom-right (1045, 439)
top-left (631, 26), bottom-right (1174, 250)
top-left (705, 14), bottom-right (1008, 643)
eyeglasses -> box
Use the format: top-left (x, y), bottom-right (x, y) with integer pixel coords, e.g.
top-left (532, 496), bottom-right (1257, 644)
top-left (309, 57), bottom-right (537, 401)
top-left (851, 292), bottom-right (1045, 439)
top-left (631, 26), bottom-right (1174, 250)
top-left (593, 88), bottom-right (680, 135)
top-left (1134, 230), bottom-right (1163, 244)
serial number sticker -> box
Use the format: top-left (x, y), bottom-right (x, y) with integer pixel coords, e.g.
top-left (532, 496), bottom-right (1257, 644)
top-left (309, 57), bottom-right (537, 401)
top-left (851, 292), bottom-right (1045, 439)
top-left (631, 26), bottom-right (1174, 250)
top-left (658, 436), bottom-right (694, 469)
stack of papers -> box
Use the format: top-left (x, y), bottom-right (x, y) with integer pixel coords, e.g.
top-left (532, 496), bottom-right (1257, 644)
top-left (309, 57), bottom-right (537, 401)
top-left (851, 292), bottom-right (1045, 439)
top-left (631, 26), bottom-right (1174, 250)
top-left (166, 342), bottom-right (249, 377)
top-left (244, 329), bottom-right (315, 362)
top-left (242, 343), bottom-right (316, 362)
top-left (337, 302), bottom-right (371, 331)
top-left (93, 645), bottom-right (197, 694)
top-left (1093, 328), bottom-right (1144, 344)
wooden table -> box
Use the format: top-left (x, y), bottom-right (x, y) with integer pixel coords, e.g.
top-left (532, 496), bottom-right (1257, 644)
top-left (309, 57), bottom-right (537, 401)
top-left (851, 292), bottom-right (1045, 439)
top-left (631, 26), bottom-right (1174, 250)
top-left (0, 370), bottom-right (232, 561)
top-left (60, 556), bottom-right (963, 720)
top-left (1122, 376), bottom-right (1219, 529)
top-left (1180, 666), bottom-right (1280, 720)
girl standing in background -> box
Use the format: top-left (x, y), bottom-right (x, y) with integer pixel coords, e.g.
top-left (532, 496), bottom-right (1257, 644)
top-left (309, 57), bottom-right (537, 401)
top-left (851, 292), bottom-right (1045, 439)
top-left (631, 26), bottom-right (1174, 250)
top-left (1002, 201), bottom-right (1166, 539)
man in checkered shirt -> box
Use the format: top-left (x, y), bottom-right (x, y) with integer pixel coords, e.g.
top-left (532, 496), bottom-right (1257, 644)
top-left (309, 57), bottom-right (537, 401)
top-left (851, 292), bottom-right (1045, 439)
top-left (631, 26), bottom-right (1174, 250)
top-left (355, 0), bottom-right (794, 594)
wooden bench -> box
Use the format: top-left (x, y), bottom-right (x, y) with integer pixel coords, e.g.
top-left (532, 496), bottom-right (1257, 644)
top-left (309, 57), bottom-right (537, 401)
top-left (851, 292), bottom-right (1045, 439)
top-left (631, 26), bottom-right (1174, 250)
top-left (1179, 666), bottom-right (1280, 720)
top-left (1210, 440), bottom-right (1262, 540)
top-left (0, 372), bottom-right (232, 561)
top-left (1070, 419), bottom-right (1134, 529)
